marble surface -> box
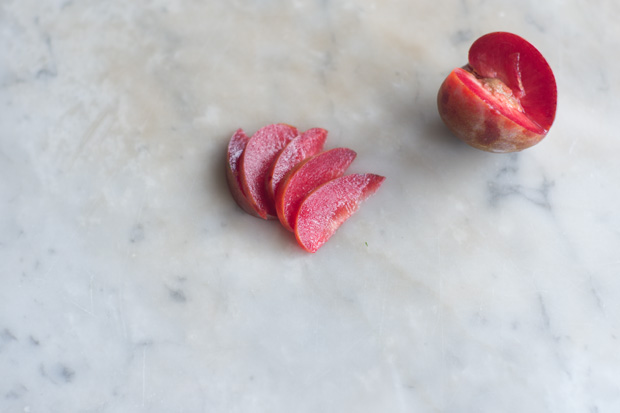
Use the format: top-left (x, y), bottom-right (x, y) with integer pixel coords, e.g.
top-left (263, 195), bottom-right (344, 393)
top-left (2, 0), bottom-right (620, 412)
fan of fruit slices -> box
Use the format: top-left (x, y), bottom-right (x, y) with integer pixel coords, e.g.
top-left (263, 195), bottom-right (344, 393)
top-left (226, 123), bottom-right (385, 253)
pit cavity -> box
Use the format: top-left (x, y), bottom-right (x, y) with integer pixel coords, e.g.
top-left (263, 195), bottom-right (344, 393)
top-left (479, 77), bottom-right (525, 114)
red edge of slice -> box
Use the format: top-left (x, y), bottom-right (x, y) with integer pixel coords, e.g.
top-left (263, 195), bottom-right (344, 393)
top-left (294, 173), bottom-right (386, 253)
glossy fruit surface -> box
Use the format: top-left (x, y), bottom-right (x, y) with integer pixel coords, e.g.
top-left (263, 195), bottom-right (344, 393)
top-left (437, 32), bottom-right (557, 152)
top-left (295, 174), bottom-right (386, 253)
top-left (239, 123), bottom-right (298, 218)
top-left (266, 128), bottom-right (327, 204)
top-left (275, 148), bottom-right (356, 232)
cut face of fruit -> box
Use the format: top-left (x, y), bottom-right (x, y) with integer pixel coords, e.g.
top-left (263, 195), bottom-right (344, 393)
top-left (468, 32), bottom-right (557, 131)
top-left (239, 123), bottom-right (298, 219)
top-left (437, 32), bottom-right (557, 153)
top-left (275, 148), bottom-right (356, 232)
top-left (266, 128), bottom-right (327, 205)
top-left (226, 129), bottom-right (259, 217)
top-left (295, 174), bottom-right (386, 253)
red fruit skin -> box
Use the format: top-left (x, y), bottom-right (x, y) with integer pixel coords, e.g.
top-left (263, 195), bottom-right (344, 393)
top-left (240, 124), bottom-right (298, 219)
top-left (275, 148), bottom-right (357, 232)
top-left (437, 32), bottom-right (557, 153)
top-left (226, 129), bottom-right (261, 217)
top-left (266, 128), bottom-right (327, 205)
top-left (438, 69), bottom-right (544, 152)
top-left (295, 174), bottom-right (386, 253)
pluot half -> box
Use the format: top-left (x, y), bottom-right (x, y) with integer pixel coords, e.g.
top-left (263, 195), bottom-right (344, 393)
top-left (437, 32), bottom-right (557, 152)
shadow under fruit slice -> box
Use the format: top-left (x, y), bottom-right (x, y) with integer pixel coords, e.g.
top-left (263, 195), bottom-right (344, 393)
top-left (295, 173), bottom-right (386, 253)
top-left (239, 123), bottom-right (298, 219)
top-left (226, 128), bottom-right (259, 217)
top-left (265, 127), bottom-right (328, 204)
top-left (437, 32), bottom-right (557, 152)
top-left (275, 148), bottom-right (356, 232)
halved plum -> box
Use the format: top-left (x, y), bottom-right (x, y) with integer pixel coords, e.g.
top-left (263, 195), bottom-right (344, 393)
top-left (275, 148), bottom-right (356, 232)
top-left (295, 173), bottom-right (386, 253)
top-left (437, 32), bottom-right (557, 152)
top-left (239, 123), bottom-right (298, 219)
top-left (266, 128), bottom-right (327, 204)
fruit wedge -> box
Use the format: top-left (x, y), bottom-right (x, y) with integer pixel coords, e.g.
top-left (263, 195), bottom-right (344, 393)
top-left (295, 174), bottom-right (386, 253)
top-left (225, 129), bottom-right (260, 217)
top-left (275, 148), bottom-right (356, 232)
top-left (265, 128), bottom-right (327, 204)
top-left (239, 123), bottom-right (298, 219)
top-left (437, 32), bottom-right (557, 152)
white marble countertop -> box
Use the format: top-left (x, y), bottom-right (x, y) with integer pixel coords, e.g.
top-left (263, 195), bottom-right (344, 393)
top-left (2, 1), bottom-right (620, 412)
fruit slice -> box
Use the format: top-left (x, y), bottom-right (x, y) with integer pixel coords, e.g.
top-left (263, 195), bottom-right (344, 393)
top-left (275, 148), bottom-right (356, 232)
top-left (239, 123), bottom-right (298, 219)
top-left (265, 127), bottom-right (327, 204)
top-left (226, 129), bottom-right (259, 217)
top-left (295, 174), bottom-right (386, 253)
top-left (437, 32), bottom-right (557, 152)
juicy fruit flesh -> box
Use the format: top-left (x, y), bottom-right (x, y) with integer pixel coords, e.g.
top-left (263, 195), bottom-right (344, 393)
top-left (275, 148), bottom-right (356, 232)
top-left (468, 32), bottom-right (557, 131)
top-left (239, 124), bottom-right (298, 219)
top-left (456, 67), bottom-right (544, 134)
top-left (295, 174), bottom-right (386, 253)
top-left (266, 128), bottom-right (327, 204)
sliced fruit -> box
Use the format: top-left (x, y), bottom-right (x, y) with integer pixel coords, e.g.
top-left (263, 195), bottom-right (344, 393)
top-left (239, 123), bottom-right (298, 219)
top-left (275, 148), bottom-right (356, 232)
top-left (437, 32), bottom-right (557, 152)
top-left (295, 174), bottom-right (386, 253)
top-left (226, 129), bottom-right (259, 217)
top-left (265, 128), bottom-right (327, 204)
